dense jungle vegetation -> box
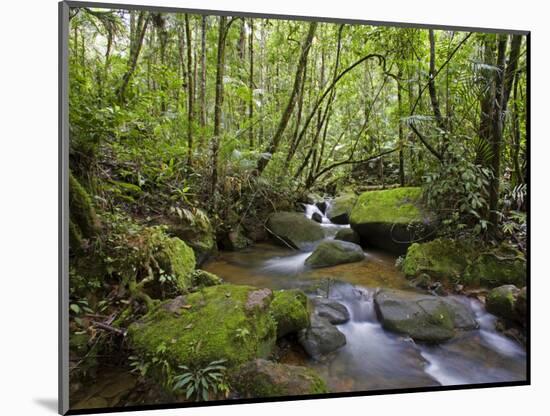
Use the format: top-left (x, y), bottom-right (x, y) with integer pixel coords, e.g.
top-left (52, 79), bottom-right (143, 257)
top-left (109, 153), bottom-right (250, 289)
top-left (67, 6), bottom-right (527, 409)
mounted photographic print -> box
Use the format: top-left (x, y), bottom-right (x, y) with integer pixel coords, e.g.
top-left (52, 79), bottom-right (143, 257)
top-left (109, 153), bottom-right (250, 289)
top-left (59, 1), bottom-right (530, 414)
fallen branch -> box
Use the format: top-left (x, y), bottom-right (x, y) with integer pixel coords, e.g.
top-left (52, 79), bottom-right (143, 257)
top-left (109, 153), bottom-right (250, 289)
top-left (91, 321), bottom-right (127, 337)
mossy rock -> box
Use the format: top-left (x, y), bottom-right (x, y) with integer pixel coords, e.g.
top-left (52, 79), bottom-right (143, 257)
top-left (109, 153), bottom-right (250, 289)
top-left (154, 237), bottom-right (196, 293)
top-left (401, 238), bottom-right (473, 281)
top-left (464, 246), bottom-right (526, 288)
top-left (190, 269), bottom-right (223, 287)
top-left (334, 228), bottom-right (361, 244)
top-left (402, 239), bottom-right (526, 289)
top-left (270, 290), bottom-right (310, 338)
top-left (327, 194), bottom-right (357, 224)
top-left (349, 187), bottom-right (434, 254)
top-left (218, 226), bottom-right (252, 251)
top-left (374, 289), bottom-right (465, 343)
top-left (305, 240), bottom-right (365, 268)
top-left (69, 171), bottom-right (100, 251)
top-left (128, 285), bottom-right (277, 373)
top-left (233, 359), bottom-right (328, 398)
top-left (162, 208), bottom-right (217, 266)
top-left (486, 285), bottom-right (520, 321)
top-left (266, 212), bottom-right (324, 249)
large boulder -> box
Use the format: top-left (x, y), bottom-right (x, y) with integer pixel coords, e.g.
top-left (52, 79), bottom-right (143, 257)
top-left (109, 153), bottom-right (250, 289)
top-left (326, 194), bottom-right (357, 224)
top-left (305, 240), bottom-right (365, 268)
top-left (162, 208), bottom-right (217, 266)
top-left (402, 239), bottom-right (527, 288)
top-left (266, 212), bottom-right (324, 249)
top-left (233, 359), bottom-right (328, 398)
top-left (298, 314), bottom-right (346, 358)
top-left (334, 228), bottom-right (361, 245)
top-left (374, 289), bottom-right (477, 343)
top-left (312, 298), bottom-right (350, 324)
top-left (128, 285), bottom-right (277, 375)
top-left (349, 187), bottom-right (434, 254)
top-left (270, 290), bottom-right (310, 338)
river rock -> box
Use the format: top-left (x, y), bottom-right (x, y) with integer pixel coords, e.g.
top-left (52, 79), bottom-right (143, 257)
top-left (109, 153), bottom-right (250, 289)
top-left (270, 289), bottom-right (310, 337)
top-left (486, 285), bottom-right (521, 321)
top-left (233, 359), bottom-right (328, 398)
top-left (312, 298), bottom-right (350, 324)
top-left (266, 212), bottom-right (324, 249)
top-left (350, 187), bottom-right (435, 254)
top-left (128, 284), bottom-right (277, 374)
top-left (402, 238), bottom-right (526, 288)
top-left (327, 194), bottom-right (357, 224)
top-left (305, 240), bottom-right (365, 268)
top-left (298, 314), bottom-right (346, 358)
top-left (316, 201), bottom-right (328, 214)
top-left (374, 289), bottom-right (478, 343)
top-left (334, 228), bottom-right (361, 244)
top-left (219, 226), bottom-right (252, 251)
top-left (312, 212), bottom-right (323, 223)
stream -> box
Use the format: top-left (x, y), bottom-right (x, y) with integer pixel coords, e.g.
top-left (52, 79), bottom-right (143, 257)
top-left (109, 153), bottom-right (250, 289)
top-left (204, 201), bottom-right (527, 392)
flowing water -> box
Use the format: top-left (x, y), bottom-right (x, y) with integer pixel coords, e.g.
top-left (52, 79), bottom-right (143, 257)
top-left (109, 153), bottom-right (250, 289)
top-left (204, 201), bottom-right (527, 393)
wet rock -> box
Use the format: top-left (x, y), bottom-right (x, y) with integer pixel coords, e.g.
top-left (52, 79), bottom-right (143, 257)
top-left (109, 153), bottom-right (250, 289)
top-left (266, 212), bottom-right (324, 249)
top-left (327, 194), bottom-right (357, 225)
top-left (350, 187), bottom-right (435, 254)
top-left (374, 289), bottom-right (458, 343)
top-left (515, 287), bottom-right (527, 322)
top-left (316, 201), bottom-right (328, 214)
top-left (312, 298), bottom-right (350, 324)
top-left (312, 212), bottom-right (323, 223)
top-left (305, 240), bottom-right (365, 268)
top-left (298, 314), bottom-right (346, 358)
top-left (334, 228), bottom-right (361, 245)
top-left (270, 290), bottom-right (310, 338)
top-left (233, 359), bottom-right (328, 397)
top-left (486, 285), bottom-right (521, 321)
top-left (219, 226), bottom-right (252, 251)
top-left (444, 298), bottom-right (479, 330)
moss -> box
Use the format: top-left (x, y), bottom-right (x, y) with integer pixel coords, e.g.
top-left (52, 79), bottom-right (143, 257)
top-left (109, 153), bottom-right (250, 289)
top-left (127, 285), bottom-right (277, 371)
top-left (402, 238), bottom-right (472, 281)
top-left (270, 290), bottom-right (310, 338)
top-left (304, 240), bottom-right (365, 268)
top-left (350, 187), bottom-right (425, 225)
top-left (486, 285), bottom-right (520, 320)
top-left (234, 359), bottom-right (328, 398)
top-left (154, 237), bottom-right (196, 292)
top-left (327, 193), bottom-right (357, 224)
top-left (402, 239), bottom-right (526, 289)
top-left (464, 248), bottom-right (526, 287)
top-left (69, 171), bottom-right (100, 239)
top-left (191, 269), bottom-right (223, 287)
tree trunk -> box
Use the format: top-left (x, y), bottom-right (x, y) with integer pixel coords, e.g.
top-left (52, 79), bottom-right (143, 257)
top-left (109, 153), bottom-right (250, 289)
top-left (255, 22), bottom-right (317, 175)
top-left (200, 16), bottom-right (207, 144)
top-left (185, 14), bottom-right (194, 166)
top-left (248, 19), bottom-right (255, 149)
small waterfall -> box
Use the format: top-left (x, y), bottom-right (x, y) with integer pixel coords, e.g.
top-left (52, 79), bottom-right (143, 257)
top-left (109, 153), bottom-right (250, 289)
top-left (304, 203), bottom-right (331, 224)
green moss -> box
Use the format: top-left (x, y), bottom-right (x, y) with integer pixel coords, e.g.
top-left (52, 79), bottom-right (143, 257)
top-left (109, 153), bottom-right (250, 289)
top-left (402, 239), bottom-right (526, 289)
top-left (191, 269), bottom-right (223, 287)
top-left (402, 238), bottom-right (472, 281)
top-left (234, 359), bottom-right (328, 398)
top-left (267, 212), bottom-right (324, 248)
top-left (350, 187), bottom-right (425, 225)
top-left (154, 237), bottom-right (196, 292)
top-left (270, 290), bottom-right (310, 338)
top-left (128, 285), bottom-right (277, 371)
top-left (327, 193), bottom-right (357, 223)
top-left (486, 285), bottom-right (519, 320)
top-left (464, 248), bottom-right (526, 287)
top-left (69, 171), bottom-right (100, 239)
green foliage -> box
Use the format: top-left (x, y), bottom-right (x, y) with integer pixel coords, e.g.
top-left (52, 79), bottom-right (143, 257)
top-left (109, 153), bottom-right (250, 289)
top-left (172, 359), bottom-right (230, 401)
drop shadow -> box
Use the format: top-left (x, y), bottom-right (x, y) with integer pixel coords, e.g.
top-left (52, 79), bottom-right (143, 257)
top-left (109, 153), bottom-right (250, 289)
top-left (34, 398), bottom-right (58, 413)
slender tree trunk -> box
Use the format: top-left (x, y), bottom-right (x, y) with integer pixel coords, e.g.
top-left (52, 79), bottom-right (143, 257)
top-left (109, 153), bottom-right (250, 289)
top-left (210, 16), bottom-right (228, 198)
top-left (200, 16), bottom-right (207, 144)
top-left (185, 14), bottom-right (194, 166)
top-left (428, 29), bottom-right (445, 131)
top-left (117, 12), bottom-right (149, 103)
top-left (248, 19), bottom-right (255, 149)
top-left (397, 67), bottom-right (405, 186)
top-left (255, 22), bottom-right (317, 175)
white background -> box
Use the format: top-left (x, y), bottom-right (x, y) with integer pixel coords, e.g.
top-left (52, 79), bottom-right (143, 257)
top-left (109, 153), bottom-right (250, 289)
top-left (1, 0), bottom-right (548, 414)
